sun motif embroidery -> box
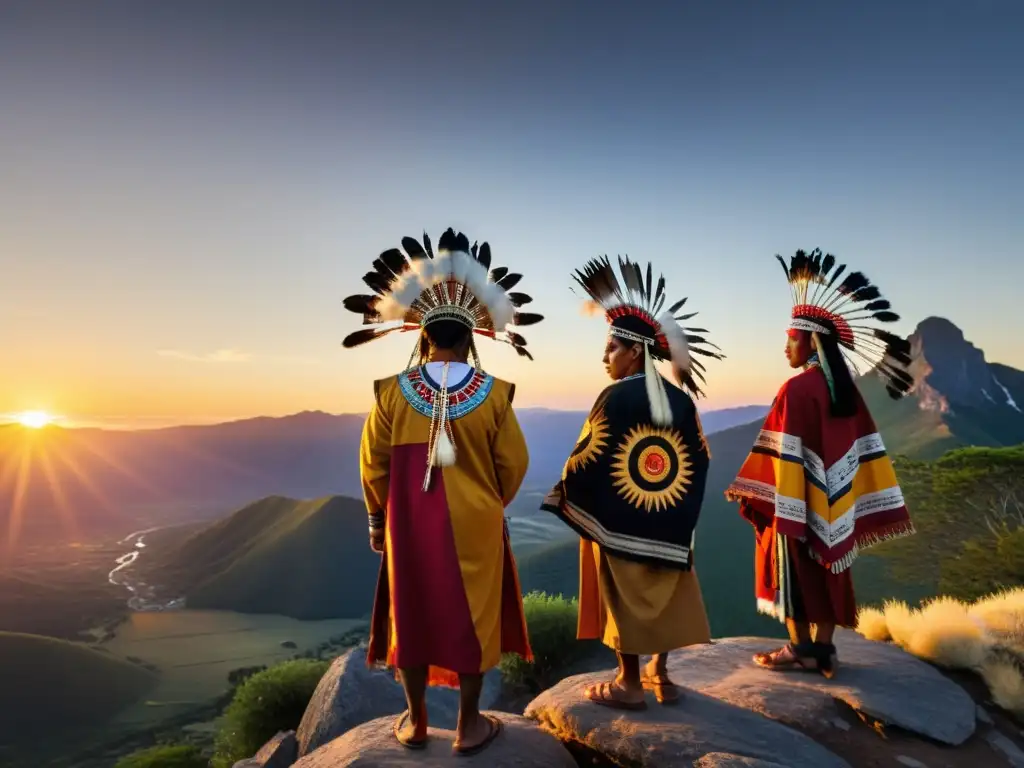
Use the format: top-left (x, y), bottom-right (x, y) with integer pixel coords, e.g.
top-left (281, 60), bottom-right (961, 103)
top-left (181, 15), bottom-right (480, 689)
top-left (564, 409), bottom-right (610, 477)
top-left (610, 424), bottom-right (693, 512)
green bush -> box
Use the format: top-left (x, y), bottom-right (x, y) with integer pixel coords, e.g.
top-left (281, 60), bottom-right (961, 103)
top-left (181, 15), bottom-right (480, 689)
top-left (212, 658), bottom-right (329, 768)
top-left (114, 744), bottom-right (207, 768)
top-left (499, 590), bottom-right (596, 691)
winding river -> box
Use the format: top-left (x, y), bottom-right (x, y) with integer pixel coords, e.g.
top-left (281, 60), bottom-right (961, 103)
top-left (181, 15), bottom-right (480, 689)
top-left (108, 526), bottom-right (186, 612)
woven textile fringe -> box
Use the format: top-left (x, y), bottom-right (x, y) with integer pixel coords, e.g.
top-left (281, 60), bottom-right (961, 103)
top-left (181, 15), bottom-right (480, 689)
top-left (808, 520), bottom-right (918, 573)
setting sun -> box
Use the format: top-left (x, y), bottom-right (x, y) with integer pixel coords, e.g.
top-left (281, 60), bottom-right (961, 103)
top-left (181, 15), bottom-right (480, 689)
top-left (16, 410), bottom-right (55, 429)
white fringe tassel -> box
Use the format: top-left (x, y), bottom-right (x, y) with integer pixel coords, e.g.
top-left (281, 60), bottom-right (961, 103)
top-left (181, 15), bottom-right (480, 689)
top-left (422, 362), bottom-right (457, 491)
top-left (644, 345), bottom-right (673, 425)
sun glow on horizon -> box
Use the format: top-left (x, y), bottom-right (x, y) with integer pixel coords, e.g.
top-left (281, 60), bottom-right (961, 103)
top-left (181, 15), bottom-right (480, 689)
top-left (15, 410), bottom-right (55, 429)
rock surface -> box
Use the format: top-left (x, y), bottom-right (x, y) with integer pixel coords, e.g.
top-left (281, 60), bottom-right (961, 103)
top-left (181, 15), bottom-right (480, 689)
top-left (292, 712), bottom-right (575, 767)
top-left (525, 682), bottom-right (849, 767)
top-left (295, 648), bottom-right (501, 757)
top-left (987, 731), bottom-right (1024, 767)
top-left (659, 630), bottom-right (976, 745)
top-left (232, 730), bottom-right (297, 767)
top-left (694, 755), bottom-right (788, 767)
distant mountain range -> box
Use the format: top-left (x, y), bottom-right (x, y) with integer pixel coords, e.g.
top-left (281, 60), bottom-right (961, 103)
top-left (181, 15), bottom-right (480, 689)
top-left (110, 316), bottom-right (1024, 638)
top-left (0, 401), bottom-right (768, 547)
top-left (3, 315), bottom-right (1022, 549)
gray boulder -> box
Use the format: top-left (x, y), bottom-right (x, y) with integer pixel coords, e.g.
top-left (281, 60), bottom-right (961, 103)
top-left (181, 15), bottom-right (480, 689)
top-left (232, 730), bottom-right (297, 767)
top-left (525, 678), bottom-right (848, 767)
top-left (295, 648), bottom-right (502, 757)
top-left (292, 711), bottom-right (575, 767)
top-left (660, 630), bottom-right (976, 745)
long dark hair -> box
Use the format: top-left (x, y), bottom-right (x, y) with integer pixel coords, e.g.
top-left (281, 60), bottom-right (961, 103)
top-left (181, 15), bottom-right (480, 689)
top-left (418, 320), bottom-right (472, 364)
top-left (816, 333), bottom-right (859, 418)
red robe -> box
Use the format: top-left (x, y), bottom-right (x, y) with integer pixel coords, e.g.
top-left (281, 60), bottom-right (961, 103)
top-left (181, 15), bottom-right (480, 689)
top-left (728, 366), bottom-right (914, 625)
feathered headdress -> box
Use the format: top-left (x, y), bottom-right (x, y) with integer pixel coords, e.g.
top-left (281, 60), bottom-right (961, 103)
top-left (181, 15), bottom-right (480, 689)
top-left (342, 228), bottom-right (543, 487)
top-left (342, 228), bottom-right (543, 365)
top-left (777, 248), bottom-right (913, 398)
top-left (572, 255), bottom-right (724, 424)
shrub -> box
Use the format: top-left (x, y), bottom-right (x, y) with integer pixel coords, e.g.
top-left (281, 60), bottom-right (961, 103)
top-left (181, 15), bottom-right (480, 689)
top-left (499, 590), bottom-right (596, 691)
top-left (114, 744), bottom-right (207, 768)
top-left (211, 658), bottom-right (329, 767)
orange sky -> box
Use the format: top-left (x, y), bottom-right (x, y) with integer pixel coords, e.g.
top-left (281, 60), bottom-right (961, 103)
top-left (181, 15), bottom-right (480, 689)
top-left (0, 329), bottom-right (790, 428)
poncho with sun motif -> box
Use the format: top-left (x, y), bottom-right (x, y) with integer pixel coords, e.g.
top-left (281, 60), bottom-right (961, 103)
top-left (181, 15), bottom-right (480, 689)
top-left (542, 372), bottom-right (711, 570)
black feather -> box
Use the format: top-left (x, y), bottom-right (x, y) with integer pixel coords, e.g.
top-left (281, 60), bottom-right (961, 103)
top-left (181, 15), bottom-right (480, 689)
top-left (852, 285), bottom-right (881, 302)
top-left (422, 231), bottom-right (434, 258)
top-left (471, 241), bottom-right (479, 259)
top-left (342, 326), bottom-right (402, 348)
top-left (775, 254), bottom-right (791, 280)
top-left (372, 258), bottom-right (398, 284)
top-left (497, 273), bottom-right (522, 290)
top-left (689, 346), bottom-right (720, 358)
top-left (438, 228), bottom-right (459, 252)
top-left (343, 294), bottom-right (378, 315)
top-left (402, 236), bottom-right (429, 260)
top-left (507, 331), bottom-right (527, 347)
top-left (477, 242), bottom-right (492, 270)
top-left (644, 262), bottom-right (653, 306)
top-left (873, 311), bottom-right (900, 323)
top-left (513, 345), bottom-right (534, 361)
top-left (821, 252), bottom-right (836, 277)
top-left (864, 300), bottom-right (891, 312)
top-left (514, 312), bottom-right (544, 326)
top-left (490, 266), bottom-right (509, 283)
top-left (454, 231), bottom-right (471, 252)
top-left (507, 292), bottom-right (532, 306)
top-left (362, 271), bottom-right (390, 296)
top-left (653, 275), bottom-right (667, 315)
top-left (838, 271), bottom-right (869, 296)
top-left (668, 297), bottom-right (688, 313)
top-left (379, 248), bottom-right (407, 276)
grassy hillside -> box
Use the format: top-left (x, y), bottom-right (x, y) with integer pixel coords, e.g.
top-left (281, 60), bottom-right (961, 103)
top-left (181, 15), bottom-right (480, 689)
top-left (869, 445), bottom-right (1024, 600)
top-left (153, 495), bottom-right (382, 619)
top-left (0, 632), bottom-right (156, 750)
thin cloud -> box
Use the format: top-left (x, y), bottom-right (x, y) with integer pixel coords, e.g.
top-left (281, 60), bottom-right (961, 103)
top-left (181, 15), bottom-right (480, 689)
top-left (157, 348), bottom-right (252, 363)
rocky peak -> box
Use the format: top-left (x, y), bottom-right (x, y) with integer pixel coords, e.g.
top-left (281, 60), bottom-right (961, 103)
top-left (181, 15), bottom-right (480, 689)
top-left (909, 317), bottom-right (1002, 412)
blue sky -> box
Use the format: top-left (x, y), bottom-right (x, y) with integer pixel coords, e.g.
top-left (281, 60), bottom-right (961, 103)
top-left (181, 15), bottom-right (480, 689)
top-left (0, 0), bottom-right (1021, 425)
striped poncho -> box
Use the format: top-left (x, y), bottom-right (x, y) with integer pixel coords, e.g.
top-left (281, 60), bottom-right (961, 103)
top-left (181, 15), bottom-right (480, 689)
top-left (727, 366), bottom-right (915, 573)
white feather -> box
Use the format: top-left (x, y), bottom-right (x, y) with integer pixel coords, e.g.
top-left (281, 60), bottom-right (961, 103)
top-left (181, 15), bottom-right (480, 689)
top-left (657, 310), bottom-right (691, 384)
top-left (455, 251), bottom-right (515, 330)
top-left (376, 248), bottom-right (516, 331)
top-left (434, 430), bottom-right (457, 466)
top-left (644, 346), bottom-right (673, 425)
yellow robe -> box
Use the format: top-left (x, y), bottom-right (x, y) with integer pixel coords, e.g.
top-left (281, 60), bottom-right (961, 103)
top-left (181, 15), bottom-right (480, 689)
top-left (361, 363), bottom-right (533, 686)
top-left (578, 541), bottom-right (711, 655)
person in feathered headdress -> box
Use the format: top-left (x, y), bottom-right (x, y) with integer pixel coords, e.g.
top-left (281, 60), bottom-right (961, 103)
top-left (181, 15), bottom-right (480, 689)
top-left (342, 228), bottom-right (542, 754)
top-left (725, 249), bottom-right (916, 678)
top-left (541, 256), bottom-right (724, 709)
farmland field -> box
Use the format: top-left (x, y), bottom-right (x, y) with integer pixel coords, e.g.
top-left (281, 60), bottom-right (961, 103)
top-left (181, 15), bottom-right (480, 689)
top-left (103, 609), bottom-right (365, 725)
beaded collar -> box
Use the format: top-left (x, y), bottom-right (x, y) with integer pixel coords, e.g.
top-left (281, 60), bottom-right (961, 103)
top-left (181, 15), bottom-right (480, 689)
top-left (398, 365), bottom-right (494, 420)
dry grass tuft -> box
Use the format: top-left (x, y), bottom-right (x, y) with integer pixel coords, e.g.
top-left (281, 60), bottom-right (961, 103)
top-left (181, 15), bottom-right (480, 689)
top-left (907, 596), bottom-right (988, 669)
top-left (856, 587), bottom-right (1024, 717)
top-left (981, 654), bottom-right (1024, 715)
top-left (856, 606), bottom-right (890, 641)
top-left (881, 599), bottom-right (917, 647)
